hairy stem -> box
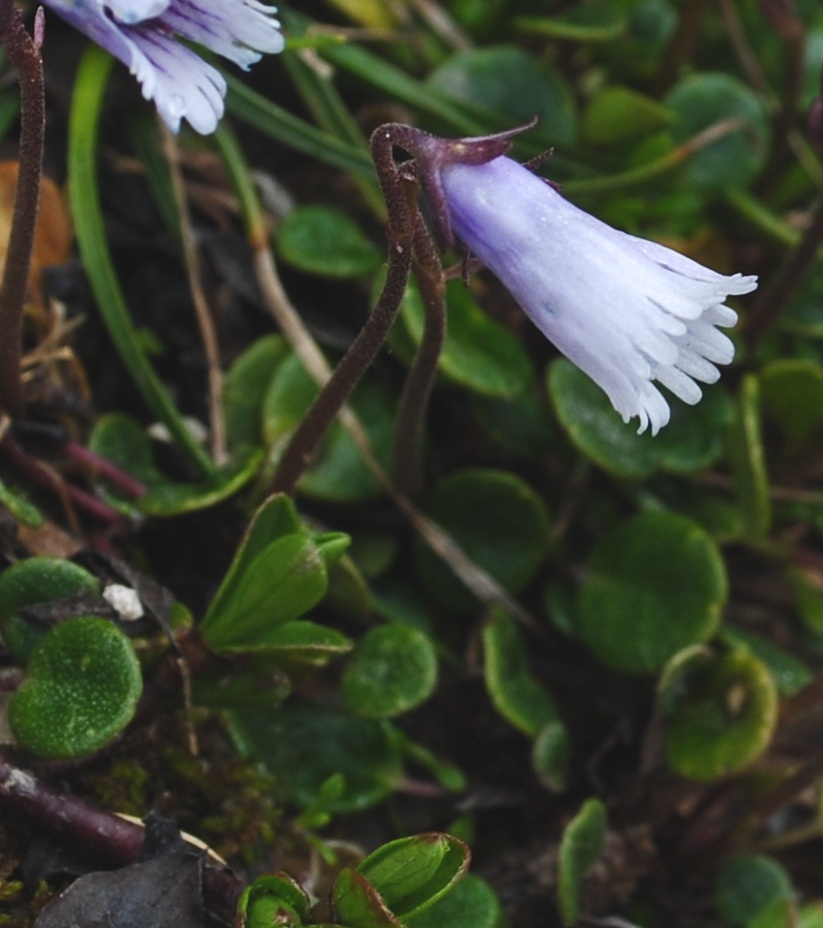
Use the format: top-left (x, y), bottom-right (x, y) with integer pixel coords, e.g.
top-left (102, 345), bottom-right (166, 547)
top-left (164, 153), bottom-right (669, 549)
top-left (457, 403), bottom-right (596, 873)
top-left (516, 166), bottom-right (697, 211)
top-left (270, 128), bottom-right (416, 495)
top-left (0, 4), bottom-right (45, 418)
top-left (392, 215), bottom-right (446, 498)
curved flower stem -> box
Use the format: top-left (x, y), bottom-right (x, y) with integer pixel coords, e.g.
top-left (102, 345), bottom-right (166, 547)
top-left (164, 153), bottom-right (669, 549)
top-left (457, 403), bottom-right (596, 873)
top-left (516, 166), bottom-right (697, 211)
top-left (270, 128), bottom-right (417, 495)
top-left (0, 4), bottom-right (45, 418)
top-left (392, 214), bottom-right (446, 499)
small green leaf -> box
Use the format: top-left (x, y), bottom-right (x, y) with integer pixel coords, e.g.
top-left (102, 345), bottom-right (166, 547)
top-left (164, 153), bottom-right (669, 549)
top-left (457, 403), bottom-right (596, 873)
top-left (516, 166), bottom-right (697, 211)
top-left (356, 834), bottom-right (471, 919)
top-left (252, 619), bottom-right (352, 661)
top-left (532, 720), bottom-right (570, 793)
top-left (665, 73), bottom-right (769, 191)
top-left (201, 493), bottom-right (306, 639)
top-left (398, 278), bottom-right (534, 399)
top-left (333, 869), bottom-right (400, 928)
top-left (722, 626), bottom-right (812, 697)
top-left (343, 624), bottom-right (438, 719)
top-left (548, 359), bottom-right (734, 478)
top-left (200, 534), bottom-right (328, 651)
top-left (263, 356), bottom-right (394, 502)
top-left (406, 875), bottom-right (504, 928)
top-left (10, 617), bottom-right (142, 759)
top-left (228, 705), bottom-right (403, 813)
top-left (556, 798), bottom-right (607, 927)
top-left (276, 205), bottom-right (382, 278)
top-left (89, 413), bottom-right (262, 516)
top-left (659, 647), bottom-right (778, 781)
top-left (578, 511), bottom-right (727, 674)
top-left (760, 358), bottom-right (823, 445)
top-left (482, 609), bottom-right (560, 736)
top-left (224, 334), bottom-right (290, 452)
top-left (238, 873), bottom-right (312, 928)
top-left (0, 476), bottom-right (43, 528)
top-left (583, 86), bottom-right (673, 145)
top-left (414, 469), bottom-right (550, 612)
top-left (425, 46), bottom-right (576, 145)
top-left (715, 855), bottom-right (792, 927)
top-left (0, 557), bottom-right (100, 664)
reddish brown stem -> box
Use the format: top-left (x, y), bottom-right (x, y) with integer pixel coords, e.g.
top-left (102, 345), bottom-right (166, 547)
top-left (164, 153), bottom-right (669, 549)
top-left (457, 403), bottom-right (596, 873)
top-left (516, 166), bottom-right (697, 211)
top-left (0, 2), bottom-right (45, 418)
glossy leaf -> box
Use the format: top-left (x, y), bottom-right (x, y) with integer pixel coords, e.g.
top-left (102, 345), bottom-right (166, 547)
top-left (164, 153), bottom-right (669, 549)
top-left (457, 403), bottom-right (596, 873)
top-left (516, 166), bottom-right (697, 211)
top-left (578, 511), bottom-right (727, 673)
top-left (556, 798), bottom-right (607, 927)
top-left (224, 334), bottom-right (290, 452)
top-left (665, 73), bottom-right (769, 191)
top-left (343, 624), bottom-right (438, 718)
top-left (276, 205), bottom-right (382, 278)
top-left (583, 86), bottom-right (673, 145)
top-left (659, 647), bottom-right (778, 780)
top-left (10, 617), bottom-right (142, 758)
top-left (238, 873), bottom-right (311, 928)
top-left (263, 356), bottom-right (394, 502)
top-left (399, 277), bottom-right (534, 399)
top-left (548, 359), bottom-right (734, 478)
top-left (353, 833), bottom-right (471, 919)
top-left (406, 875), bottom-right (504, 928)
top-left (425, 46), bottom-right (576, 145)
top-left (414, 469), bottom-right (550, 612)
top-left (199, 534), bottom-right (328, 651)
top-left (333, 869), bottom-right (400, 928)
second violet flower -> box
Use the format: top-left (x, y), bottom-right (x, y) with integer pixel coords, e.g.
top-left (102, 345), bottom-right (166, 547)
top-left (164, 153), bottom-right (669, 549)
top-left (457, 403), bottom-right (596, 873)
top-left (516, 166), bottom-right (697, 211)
top-left (45, 0), bottom-right (284, 133)
top-left (434, 151), bottom-right (756, 435)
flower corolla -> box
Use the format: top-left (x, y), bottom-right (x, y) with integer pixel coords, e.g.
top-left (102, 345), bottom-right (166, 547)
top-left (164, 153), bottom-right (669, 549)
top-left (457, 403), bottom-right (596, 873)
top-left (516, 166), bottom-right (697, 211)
top-left (439, 155), bottom-right (757, 435)
top-left (45, 0), bottom-right (284, 133)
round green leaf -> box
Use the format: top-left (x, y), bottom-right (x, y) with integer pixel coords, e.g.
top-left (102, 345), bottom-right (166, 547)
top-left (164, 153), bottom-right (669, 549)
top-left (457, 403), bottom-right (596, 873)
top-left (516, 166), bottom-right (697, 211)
top-left (715, 855), bottom-right (792, 928)
top-left (228, 705), bottom-right (403, 813)
top-left (760, 358), bottom-right (823, 445)
top-left (399, 278), bottom-right (534, 399)
top-left (425, 46), bottom-right (576, 145)
top-left (275, 205), bottom-right (382, 278)
top-left (9, 617), bottom-right (142, 759)
top-left (406, 875), bottom-right (504, 928)
top-left (263, 355), bottom-right (394, 502)
top-left (414, 469), bottom-right (550, 612)
top-left (582, 86), bottom-right (673, 145)
top-left (548, 359), bottom-right (734, 478)
top-left (0, 557), bottom-right (100, 664)
top-left (659, 647), bottom-right (778, 781)
top-left (665, 73), bottom-right (769, 191)
top-left (578, 511), bottom-right (727, 674)
top-left (343, 624), bottom-right (437, 719)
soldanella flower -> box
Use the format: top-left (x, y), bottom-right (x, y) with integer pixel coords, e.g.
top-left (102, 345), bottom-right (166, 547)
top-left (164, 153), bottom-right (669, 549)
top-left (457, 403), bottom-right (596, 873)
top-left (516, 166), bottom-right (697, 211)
top-left (46, 0), bottom-right (284, 133)
top-left (387, 124), bottom-right (757, 436)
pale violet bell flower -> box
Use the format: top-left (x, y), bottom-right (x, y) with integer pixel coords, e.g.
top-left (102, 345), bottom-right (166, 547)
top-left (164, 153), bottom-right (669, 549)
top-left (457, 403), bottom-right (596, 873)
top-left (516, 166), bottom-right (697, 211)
top-left (46, 0), bottom-right (284, 133)
top-left (439, 155), bottom-right (757, 435)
